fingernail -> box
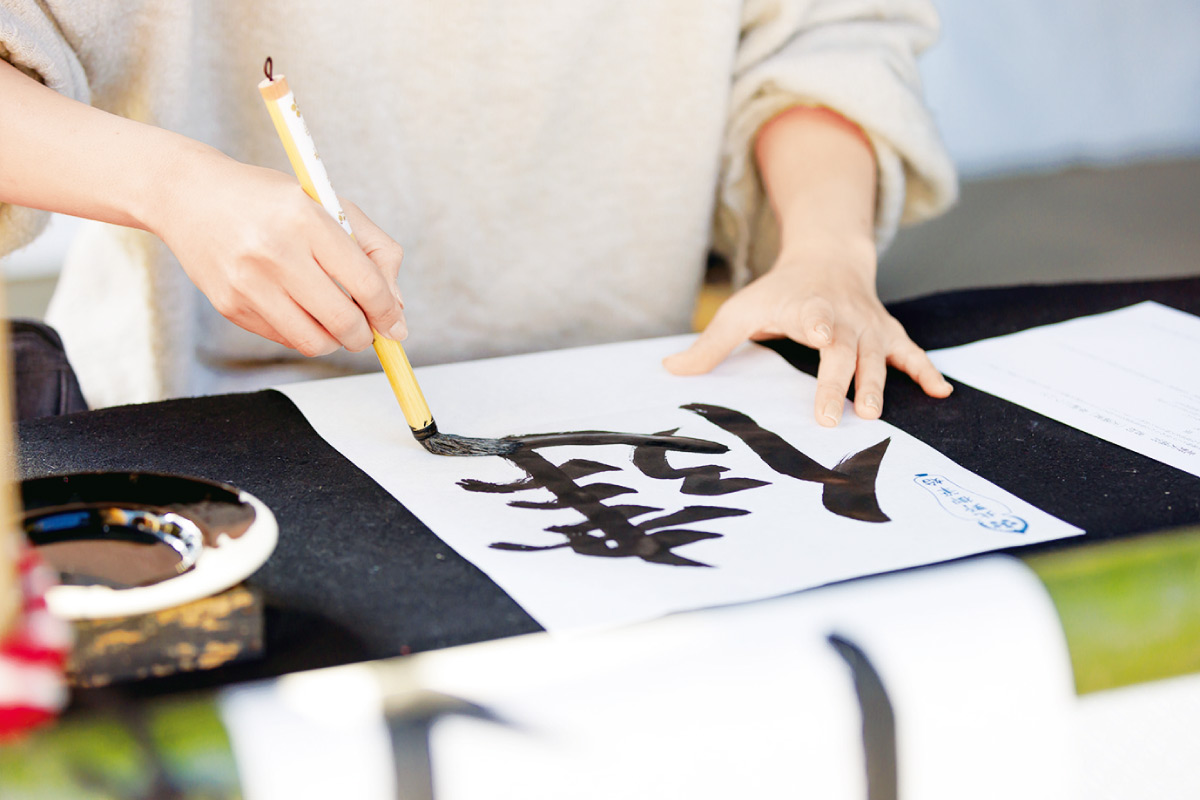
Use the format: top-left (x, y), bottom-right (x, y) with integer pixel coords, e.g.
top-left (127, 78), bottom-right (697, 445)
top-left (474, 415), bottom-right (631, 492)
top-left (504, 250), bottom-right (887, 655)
top-left (387, 318), bottom-right (408, 341)
top-left (863, 394), bottom-right (881, 413)
top-left (820, 400), bottom-right (842, 427)
top-left (815, 324), bottom-right (833, 345)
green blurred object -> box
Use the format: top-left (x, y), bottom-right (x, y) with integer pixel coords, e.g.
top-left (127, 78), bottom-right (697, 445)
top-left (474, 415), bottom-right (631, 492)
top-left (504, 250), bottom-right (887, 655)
top-left (1026, 525), bottom-right (1200, 695)
top-left (0, 693), bottom-right (241, 800)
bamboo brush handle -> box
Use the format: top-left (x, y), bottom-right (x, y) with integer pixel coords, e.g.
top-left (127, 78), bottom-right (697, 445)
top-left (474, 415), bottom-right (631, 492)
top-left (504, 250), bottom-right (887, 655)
top-left (259, 63), bottom-right (433, 434)
top-left (372, 333), bottom-right (434, 431)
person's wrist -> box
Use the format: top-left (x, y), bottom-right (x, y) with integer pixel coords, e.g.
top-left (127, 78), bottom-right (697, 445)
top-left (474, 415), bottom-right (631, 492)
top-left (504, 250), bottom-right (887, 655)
top-left (775, 228), bottom-right (877, 279)
top-left (135, 133), bottom-right (230, 237)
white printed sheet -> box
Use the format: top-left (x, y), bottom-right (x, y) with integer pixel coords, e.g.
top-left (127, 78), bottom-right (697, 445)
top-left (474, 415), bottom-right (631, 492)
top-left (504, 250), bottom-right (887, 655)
top-left (930, 301), bottom-right (1200, 477)
top-left (278, 335), bottom-right (1081, 632)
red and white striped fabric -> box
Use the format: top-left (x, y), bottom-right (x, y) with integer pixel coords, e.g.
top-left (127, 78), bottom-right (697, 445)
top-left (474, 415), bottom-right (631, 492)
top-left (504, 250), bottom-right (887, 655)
top-left (0, 544), bottom-right (71, 740)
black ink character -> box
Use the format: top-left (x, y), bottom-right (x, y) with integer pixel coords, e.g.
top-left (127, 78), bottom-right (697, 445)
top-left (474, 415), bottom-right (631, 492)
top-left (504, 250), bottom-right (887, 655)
top-left (462, 433), bottom-right (750, 567)
top-left (682, 404), bottom-right (891, 523)
top-left (458, 405), bottom-right (892, 567)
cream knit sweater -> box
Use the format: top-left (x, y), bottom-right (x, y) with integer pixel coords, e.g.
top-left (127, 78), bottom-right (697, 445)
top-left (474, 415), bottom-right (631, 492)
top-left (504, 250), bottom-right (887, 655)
top-left (1, 0), bottom-right (956, 408)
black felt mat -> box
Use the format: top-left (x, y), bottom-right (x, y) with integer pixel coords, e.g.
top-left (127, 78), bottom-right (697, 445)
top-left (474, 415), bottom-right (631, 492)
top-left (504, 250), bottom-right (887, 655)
top-left (16, 277), bottom-right (1200, 692)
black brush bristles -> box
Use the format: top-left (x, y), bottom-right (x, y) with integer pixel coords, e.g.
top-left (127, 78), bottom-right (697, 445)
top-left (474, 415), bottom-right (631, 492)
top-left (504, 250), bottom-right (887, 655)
top-left (419, 432), bottom-right (520, 457)
top-left (412, 422), bottom-right (519, 457)
top-left (411, 423), bottom-right (728, 458)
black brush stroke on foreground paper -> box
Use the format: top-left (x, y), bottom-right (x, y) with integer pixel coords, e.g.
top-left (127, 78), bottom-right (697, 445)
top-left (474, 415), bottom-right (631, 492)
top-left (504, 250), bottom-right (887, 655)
top-left (458, 405), bottom-right (893, 567)
top-left (829, 633), bottom-right (898, 800)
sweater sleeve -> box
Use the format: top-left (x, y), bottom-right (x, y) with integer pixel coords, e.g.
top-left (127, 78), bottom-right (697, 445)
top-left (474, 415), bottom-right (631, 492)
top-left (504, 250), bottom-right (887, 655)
top-left (715, 0), bottom-right (958, 284)
top-left (0, 1), bottom-right (90, 258)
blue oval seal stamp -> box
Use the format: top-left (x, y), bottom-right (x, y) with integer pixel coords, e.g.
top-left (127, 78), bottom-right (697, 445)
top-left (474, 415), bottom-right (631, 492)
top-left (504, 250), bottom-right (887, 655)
top-left (913, 473), bottom-right (1028, 533)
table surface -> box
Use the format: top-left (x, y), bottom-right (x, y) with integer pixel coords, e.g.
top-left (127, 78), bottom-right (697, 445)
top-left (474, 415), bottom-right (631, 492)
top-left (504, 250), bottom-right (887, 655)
top-left (17, 277), bottom-right (1200, 696)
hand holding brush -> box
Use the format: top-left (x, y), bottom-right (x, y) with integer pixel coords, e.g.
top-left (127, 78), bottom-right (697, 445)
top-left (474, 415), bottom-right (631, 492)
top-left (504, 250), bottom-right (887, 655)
top-left (259, 58), bottom-right (513, 456)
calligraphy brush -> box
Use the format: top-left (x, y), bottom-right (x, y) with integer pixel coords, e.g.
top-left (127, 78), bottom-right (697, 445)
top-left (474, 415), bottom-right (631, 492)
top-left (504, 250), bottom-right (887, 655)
top-left (258, 58), bottom-right (514, 456)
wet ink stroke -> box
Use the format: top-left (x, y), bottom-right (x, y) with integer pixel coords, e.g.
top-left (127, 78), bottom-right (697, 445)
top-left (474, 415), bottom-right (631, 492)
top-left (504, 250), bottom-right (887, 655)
top-left (485, 446), bottom-right (745, 567)
top-left (633, 429), bottom-right (771, 496)
top-left (682, 404), bottom-right (891, 523)
top-left (458, 405), bottom-right (893, 567)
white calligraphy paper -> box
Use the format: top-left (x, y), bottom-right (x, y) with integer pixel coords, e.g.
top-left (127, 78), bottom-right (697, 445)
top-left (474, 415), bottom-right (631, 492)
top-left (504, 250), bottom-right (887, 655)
top-left (278, 336), bottom-right (1081, 632)
top-left (929, 302), bottom-right (1200, 478)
